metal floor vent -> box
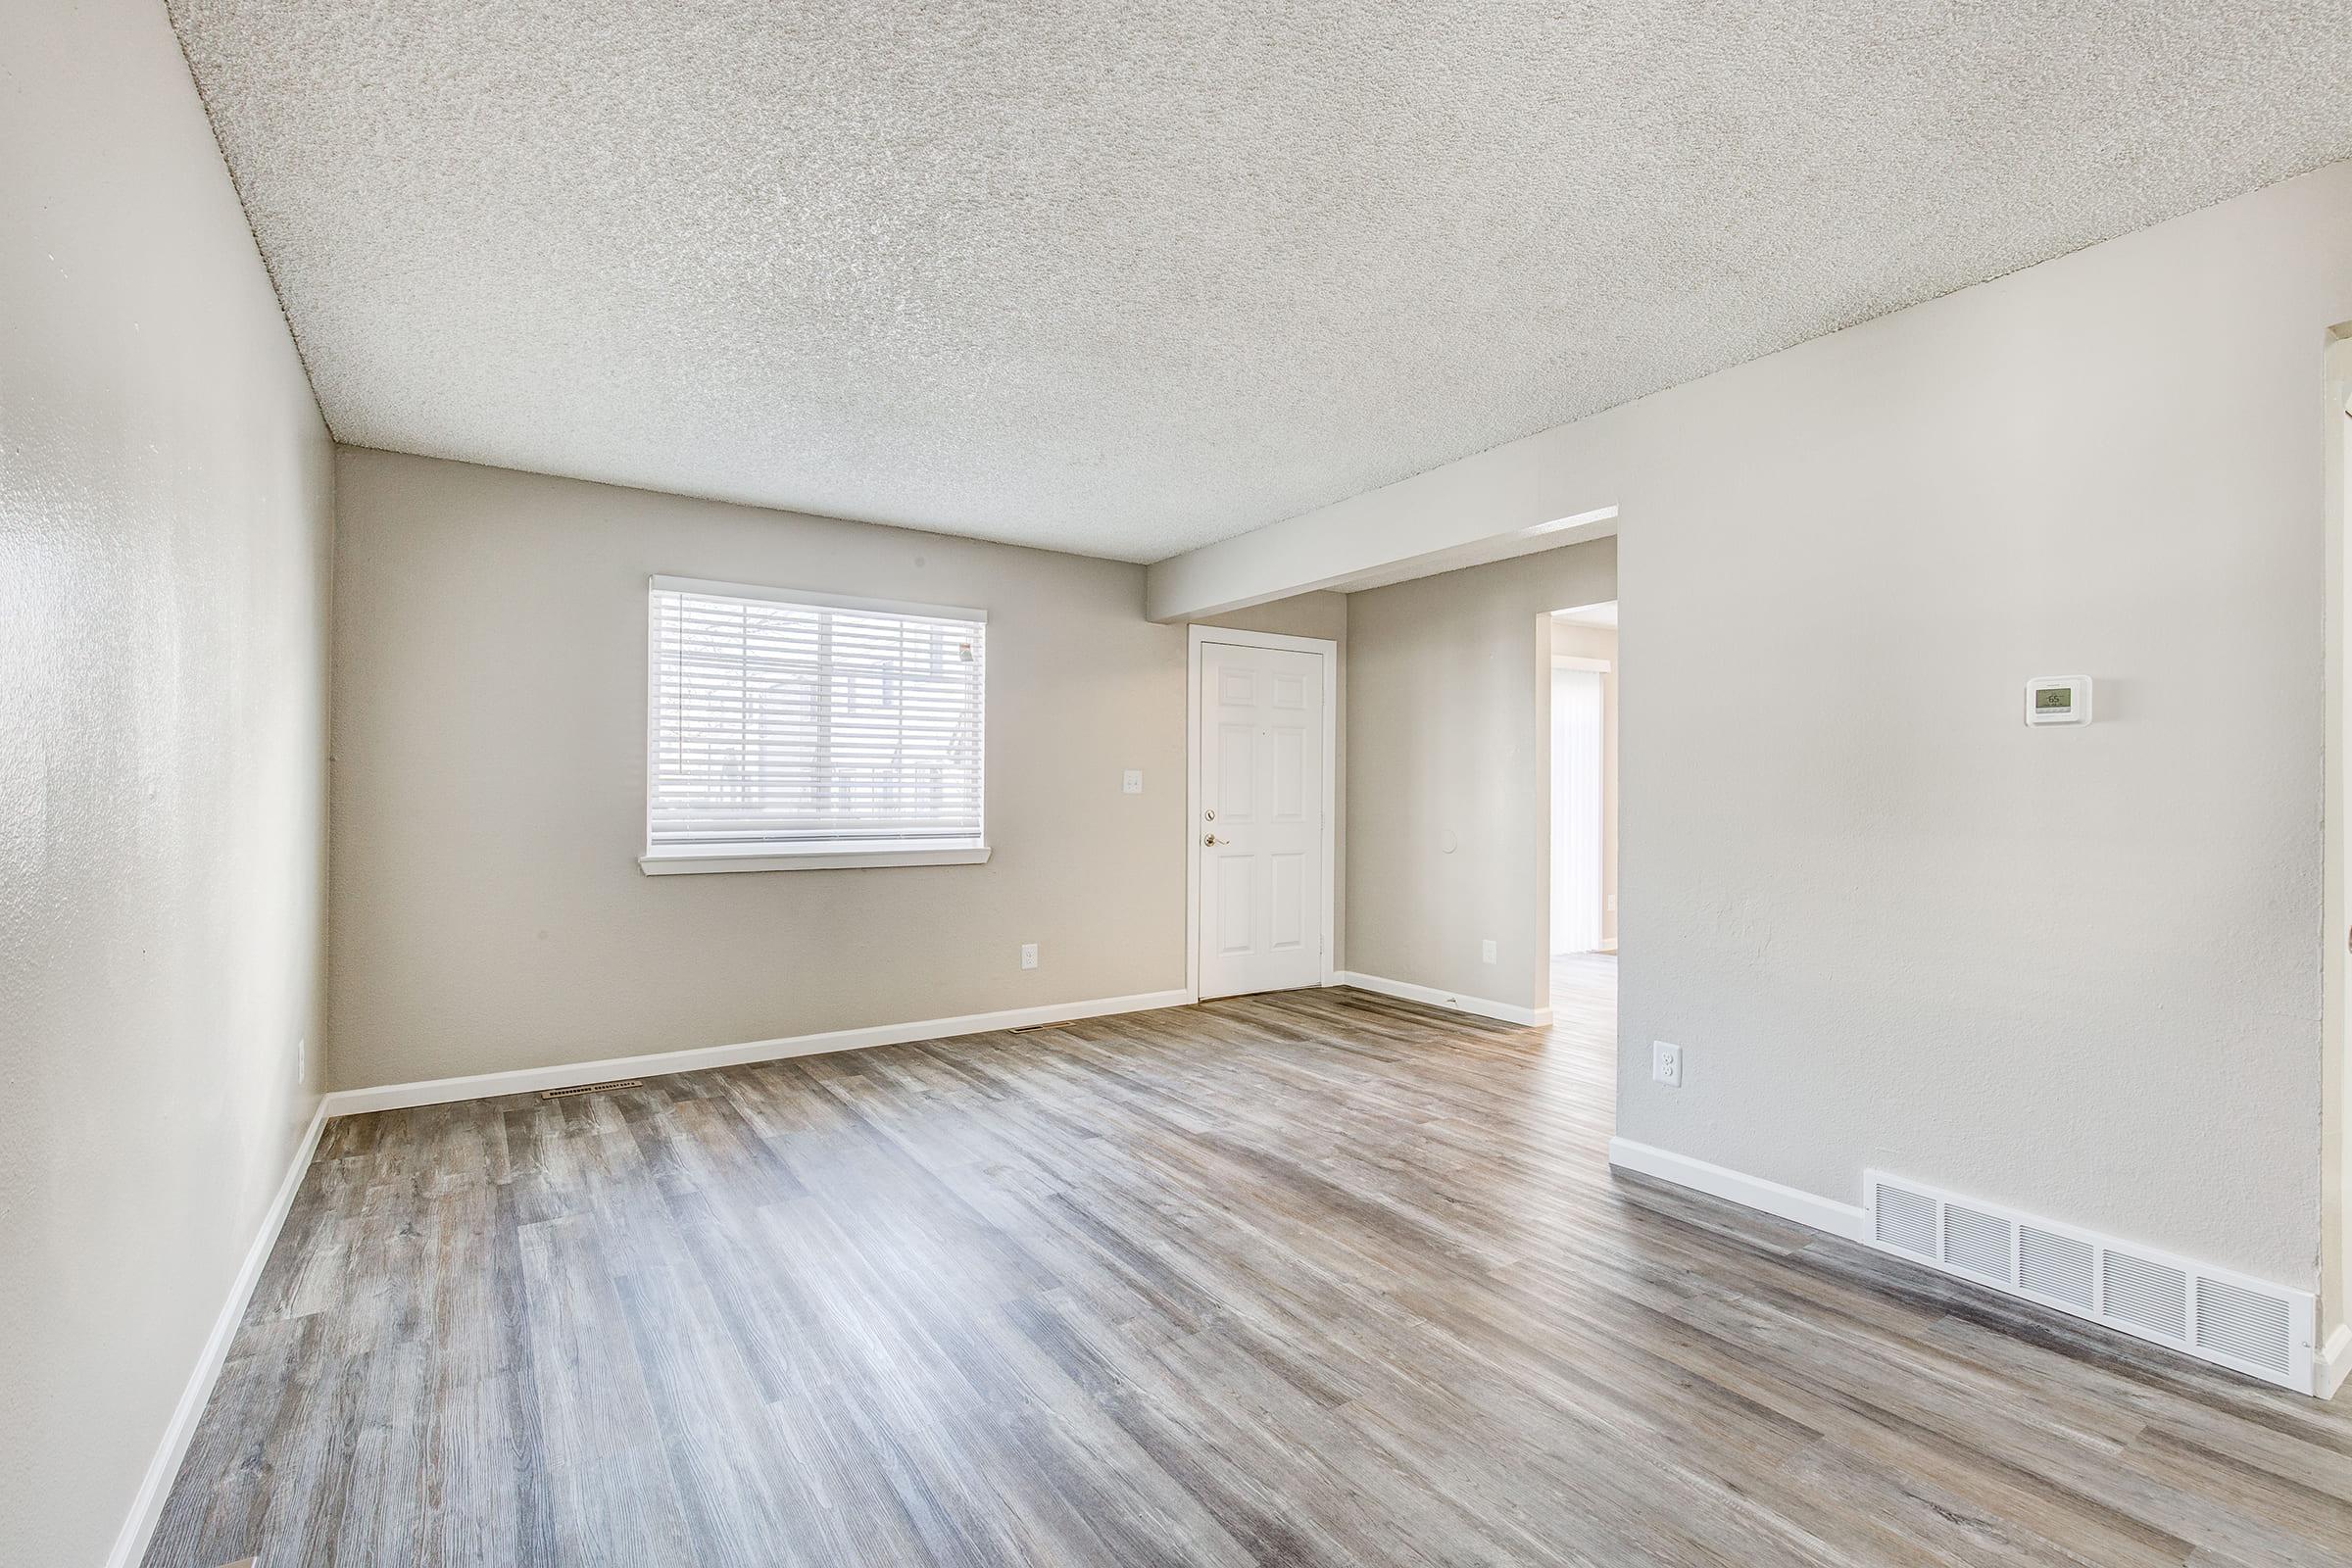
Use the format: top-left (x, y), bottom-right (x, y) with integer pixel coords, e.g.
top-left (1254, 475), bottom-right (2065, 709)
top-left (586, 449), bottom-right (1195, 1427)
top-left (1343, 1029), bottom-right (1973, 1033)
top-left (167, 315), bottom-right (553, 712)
top-left (540, 1078), bottom-right (644, 1100)
top-left (1865, 1171), bottom-right (2316, 1394)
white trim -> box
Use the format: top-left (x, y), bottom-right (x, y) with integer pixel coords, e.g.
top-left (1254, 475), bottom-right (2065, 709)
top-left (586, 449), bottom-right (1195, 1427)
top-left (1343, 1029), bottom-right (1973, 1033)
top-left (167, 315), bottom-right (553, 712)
top-left (1186, 625), bottom-right (1339, 1003)
top-left (1606, 1137), bottom-right (1870, 1242)
top-left (1522, 504), bottom-right (1622, 539)
top-left (644, 576), bottom-right (990, 869)
top-left (1550, 654), bottom-right (1612, 672)
top-left (649, 574), bottom-right (986, 624)
top-left (640, 844), bottom-right (991, 875)
top-left (1604, 1142), bottom-right (2337, 1396)
top-left (321, 989), bottom-right (1195, 1116)
top-left (108, 1101), bottom-right (330, 1568)
top-left (1333, 970), bottom-right (1553, 1029)
top-left (1865, 1169), bottom-right (2321, 1395)
top-left (2320, 1323), bottom-right (2352, 1400)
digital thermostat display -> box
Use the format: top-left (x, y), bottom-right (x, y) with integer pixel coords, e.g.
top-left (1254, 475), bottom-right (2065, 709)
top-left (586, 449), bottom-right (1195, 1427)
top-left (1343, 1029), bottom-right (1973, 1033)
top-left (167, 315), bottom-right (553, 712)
top-left (2024, 676), bottom-right (2091, 726)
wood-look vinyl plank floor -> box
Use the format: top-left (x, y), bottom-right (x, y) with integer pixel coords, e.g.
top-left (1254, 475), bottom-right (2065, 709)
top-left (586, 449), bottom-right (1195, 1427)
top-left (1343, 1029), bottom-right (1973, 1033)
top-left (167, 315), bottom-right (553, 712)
top-left (144, 957), bottom-right (2352, 1566)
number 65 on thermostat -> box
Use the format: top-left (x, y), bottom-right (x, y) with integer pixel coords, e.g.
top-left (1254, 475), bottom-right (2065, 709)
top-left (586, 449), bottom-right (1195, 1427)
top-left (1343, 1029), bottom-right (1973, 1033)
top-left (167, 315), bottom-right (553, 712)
top-left (2024, 675), bottom-right (2090, 726)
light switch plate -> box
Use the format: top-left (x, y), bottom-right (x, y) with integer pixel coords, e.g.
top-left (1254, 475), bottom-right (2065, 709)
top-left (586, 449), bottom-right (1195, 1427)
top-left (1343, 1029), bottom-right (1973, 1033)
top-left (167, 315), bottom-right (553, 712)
top-left (1122, 769), bottom-right (1143, 794)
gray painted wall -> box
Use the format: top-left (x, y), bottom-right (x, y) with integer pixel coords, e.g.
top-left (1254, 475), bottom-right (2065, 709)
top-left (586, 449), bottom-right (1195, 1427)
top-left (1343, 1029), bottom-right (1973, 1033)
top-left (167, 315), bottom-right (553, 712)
top-left (1306, 163), bottom-right (2352, 1312)
top-left (1609, 183), bottom-right (2334, 1300)
top-left (0, 3), bottom-right (334, 1561)
top-left (328, 450), bottom-right (1344, 1091)
top-left (1347, 541), bottom-right (1619, 1011)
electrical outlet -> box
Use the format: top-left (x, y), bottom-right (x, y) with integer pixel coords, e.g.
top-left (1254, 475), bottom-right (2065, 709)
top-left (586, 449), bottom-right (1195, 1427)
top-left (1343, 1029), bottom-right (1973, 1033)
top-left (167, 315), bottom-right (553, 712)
top-left (1122, 769), bottom-right (1143, 794)
top-left (1652, 1041), bottom-right (1682, 1088)
top-left (1020, 943), bottom-right (1039, 970)
top-left (1606, 893), bottom-right (1617, 912)
top-left (1481, 938), bottom-right (1497, 964)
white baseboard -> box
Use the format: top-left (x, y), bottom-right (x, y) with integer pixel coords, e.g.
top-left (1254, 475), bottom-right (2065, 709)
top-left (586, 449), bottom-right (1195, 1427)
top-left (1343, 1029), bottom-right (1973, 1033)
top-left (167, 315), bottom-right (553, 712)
top-left (1618, 1140), bottom-right (2342, 1398)
top-left (322, 988), bottom-right (1198, 1116)
top-left (109, 1099), bottom-right (329, 1568)
top-left (1331, 971), bottom-right (1551, 1028)
top-left (1607, 1137), bottom-right (1868, 1243)
top-left (2321, 1323), bottom-right (2352, 1401)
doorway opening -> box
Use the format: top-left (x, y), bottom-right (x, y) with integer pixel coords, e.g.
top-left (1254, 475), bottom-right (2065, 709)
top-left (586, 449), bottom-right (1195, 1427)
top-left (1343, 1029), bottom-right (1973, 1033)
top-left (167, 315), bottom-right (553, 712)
top-left (1548, 601), bottom-right (1618, 1019)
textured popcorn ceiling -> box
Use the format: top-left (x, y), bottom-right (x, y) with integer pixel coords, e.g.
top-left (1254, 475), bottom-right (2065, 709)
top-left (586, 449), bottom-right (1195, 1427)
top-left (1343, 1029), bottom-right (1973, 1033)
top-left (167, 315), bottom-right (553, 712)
top-left (172, 2), bottom-right (2352, 562)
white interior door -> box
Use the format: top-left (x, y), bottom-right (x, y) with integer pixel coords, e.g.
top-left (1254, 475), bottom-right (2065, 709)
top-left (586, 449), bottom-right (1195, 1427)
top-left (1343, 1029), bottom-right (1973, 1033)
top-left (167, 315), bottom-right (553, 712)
top-left (1198, 641), bottom-right (1326, 999)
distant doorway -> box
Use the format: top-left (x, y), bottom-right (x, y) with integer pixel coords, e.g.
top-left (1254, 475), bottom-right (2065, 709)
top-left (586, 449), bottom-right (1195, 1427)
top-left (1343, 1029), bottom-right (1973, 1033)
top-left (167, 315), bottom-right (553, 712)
top-left (1551, 663), bottom-right (1604, 952)
top-left (1548, 603), bottom-right (1617, 956)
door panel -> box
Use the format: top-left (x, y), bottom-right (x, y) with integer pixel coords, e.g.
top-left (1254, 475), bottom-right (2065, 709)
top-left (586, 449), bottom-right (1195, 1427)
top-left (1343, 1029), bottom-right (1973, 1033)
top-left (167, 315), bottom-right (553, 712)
top-left (1269, 852), bottom-right (1306, 952)
top-left (1217, 721), bottom-right (1255, 819)
top-left (1213, 852), bottom-right (1255, 956)
top-left (1199, 641), bottom-right (1326, 999)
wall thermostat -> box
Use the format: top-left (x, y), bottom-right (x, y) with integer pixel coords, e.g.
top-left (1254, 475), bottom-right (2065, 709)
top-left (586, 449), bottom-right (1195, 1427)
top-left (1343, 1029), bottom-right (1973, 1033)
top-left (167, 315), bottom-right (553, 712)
top-left (2024, 675), bottom-right (2090, 726)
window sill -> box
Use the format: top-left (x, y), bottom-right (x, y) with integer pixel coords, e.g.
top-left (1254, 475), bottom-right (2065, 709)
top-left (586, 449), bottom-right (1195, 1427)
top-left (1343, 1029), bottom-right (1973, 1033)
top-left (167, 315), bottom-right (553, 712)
top-left (639, 844), bottom-right (992, 875)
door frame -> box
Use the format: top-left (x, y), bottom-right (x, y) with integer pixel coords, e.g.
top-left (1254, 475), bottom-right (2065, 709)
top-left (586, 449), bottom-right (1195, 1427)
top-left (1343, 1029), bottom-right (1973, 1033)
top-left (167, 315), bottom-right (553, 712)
top-left (1186, 624), bottom-right (1340, 1002)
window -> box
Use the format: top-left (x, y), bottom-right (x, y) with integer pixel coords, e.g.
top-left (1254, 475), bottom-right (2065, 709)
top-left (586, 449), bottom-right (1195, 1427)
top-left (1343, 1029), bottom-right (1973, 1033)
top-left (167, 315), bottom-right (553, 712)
top-left (643, 576), bottom-right (988, 873)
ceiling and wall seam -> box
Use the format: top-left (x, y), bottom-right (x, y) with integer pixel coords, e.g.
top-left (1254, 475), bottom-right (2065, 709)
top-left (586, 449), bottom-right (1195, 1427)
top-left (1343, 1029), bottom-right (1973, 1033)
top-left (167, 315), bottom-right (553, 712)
top-left (167, 3), bottom-right (2352, 561)
top-left (164, 13), bottom-right (334, 437)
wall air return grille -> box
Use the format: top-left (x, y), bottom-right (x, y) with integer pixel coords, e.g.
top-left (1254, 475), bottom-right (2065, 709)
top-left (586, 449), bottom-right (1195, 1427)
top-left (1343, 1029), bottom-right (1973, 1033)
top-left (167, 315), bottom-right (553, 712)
top-left (2196, 1278), bottom-right (2293, 1378)
top-left (2018, 1227), bottom-right (2095, 1313)
top-left (1872, 1181), bottom-right (1936, 1258)
top-left (1864, 1171), bottom-right (2315, 1394)
top-left (1940, 1204), bottom-right (2014, 1286)
top-left (2101, 1253), bottom-right (2187, 1343)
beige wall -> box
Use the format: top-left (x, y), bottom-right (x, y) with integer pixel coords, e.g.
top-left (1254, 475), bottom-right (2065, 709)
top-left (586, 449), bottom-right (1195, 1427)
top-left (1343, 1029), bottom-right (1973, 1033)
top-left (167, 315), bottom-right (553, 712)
top-left (1549, 619), bottom-right (1619, 950)
top-left (0, 4), bottom-right (334, 1562)
top-left (1346, 539), bottom-right (1619, 1010)
top-left (329, 450), bottom-right (1345, 1090)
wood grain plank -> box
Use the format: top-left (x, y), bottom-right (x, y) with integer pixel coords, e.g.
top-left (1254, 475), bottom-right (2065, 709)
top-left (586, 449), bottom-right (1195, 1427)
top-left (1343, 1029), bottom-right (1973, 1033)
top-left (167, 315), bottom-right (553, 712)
top-left (140, 957), bottom-right (2352, 1566)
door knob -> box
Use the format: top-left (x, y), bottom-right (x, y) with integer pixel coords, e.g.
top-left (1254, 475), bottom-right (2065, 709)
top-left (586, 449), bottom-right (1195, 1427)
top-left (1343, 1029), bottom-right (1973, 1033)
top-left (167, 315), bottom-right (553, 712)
top-left (1203, 834), bottom-right (1229, 847)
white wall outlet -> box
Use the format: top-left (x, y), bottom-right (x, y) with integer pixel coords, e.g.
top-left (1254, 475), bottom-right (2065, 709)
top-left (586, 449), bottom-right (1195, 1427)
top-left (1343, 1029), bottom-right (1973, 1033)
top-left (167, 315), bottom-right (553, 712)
top-left (1606, 893), bottom-right (1617, 912)
top-left (1020, 942), bottom-right (1039, 970)
top-left (1652, 1041), bottom-right (1683, 1088)
top-left (1481, 938), bottom-right (1497, 964)
top-left (1122, 769), bottom-right (1143, 794)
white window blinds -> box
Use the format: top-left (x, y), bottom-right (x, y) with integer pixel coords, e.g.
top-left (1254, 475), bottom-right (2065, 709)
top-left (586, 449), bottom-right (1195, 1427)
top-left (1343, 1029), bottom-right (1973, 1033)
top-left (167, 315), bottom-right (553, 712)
top-left (648, 577), bottom-right (986, 857)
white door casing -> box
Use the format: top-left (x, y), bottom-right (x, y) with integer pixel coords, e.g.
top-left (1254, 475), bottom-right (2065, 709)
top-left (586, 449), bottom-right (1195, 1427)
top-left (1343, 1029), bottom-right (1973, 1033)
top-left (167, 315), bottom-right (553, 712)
top-left (1189, 631), bottom-right (1333, 1000)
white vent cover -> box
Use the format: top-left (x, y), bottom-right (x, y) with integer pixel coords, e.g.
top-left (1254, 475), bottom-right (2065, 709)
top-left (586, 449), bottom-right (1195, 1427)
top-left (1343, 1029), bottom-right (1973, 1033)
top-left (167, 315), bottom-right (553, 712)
top-left (2196, 1278), bottom-right (2293, 1378)
top-left (2103, 1253), bottom-right (2187, 1343)
top-left (1872, 1181), bottom-right (1936, 1258)
top-left (1941, 1203), bottom-right (2014, 1286)
top-left (1865, 1171), bottom-right (2316, 1394)
top-left (2018, 1227), bottom-right (2095, 1313)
